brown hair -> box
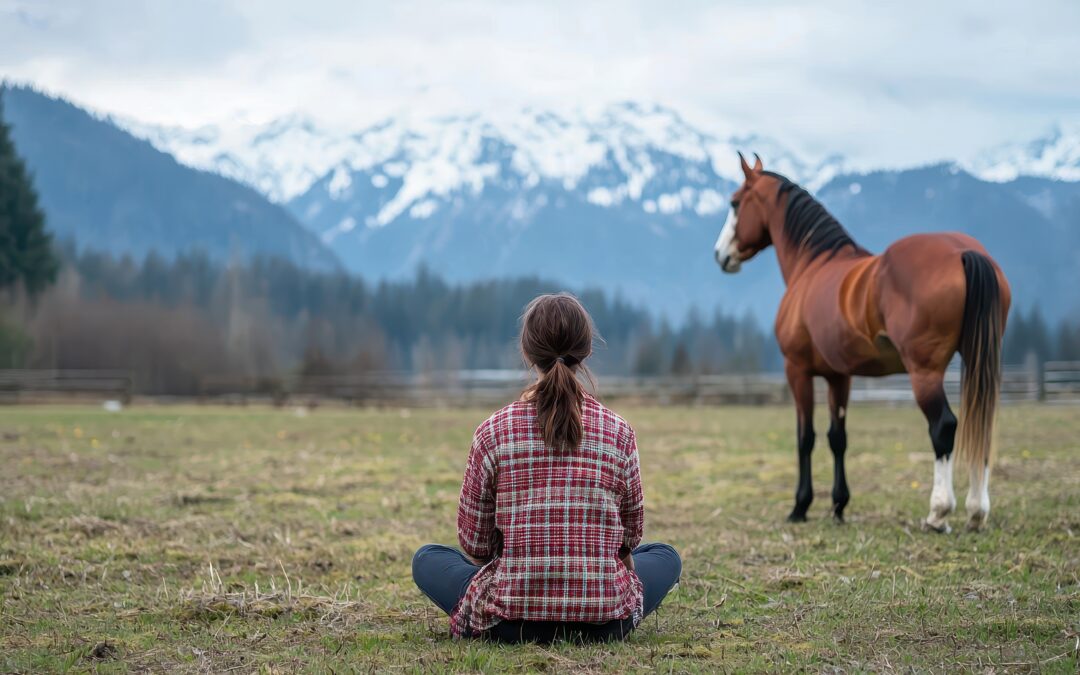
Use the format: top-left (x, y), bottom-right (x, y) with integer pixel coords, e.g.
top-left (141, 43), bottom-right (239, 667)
top-left (520, 293), bottom-right (595, 453)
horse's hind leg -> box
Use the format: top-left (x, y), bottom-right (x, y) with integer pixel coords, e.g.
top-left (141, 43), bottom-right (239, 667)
top-left (826, 375), bottom-right (851, 522)
top-left (911, 370), bottom-right (958, 533)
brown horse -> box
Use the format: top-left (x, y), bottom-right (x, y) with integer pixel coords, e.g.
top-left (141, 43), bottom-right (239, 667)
top-left (715, 153), bottom-right (1010, 532)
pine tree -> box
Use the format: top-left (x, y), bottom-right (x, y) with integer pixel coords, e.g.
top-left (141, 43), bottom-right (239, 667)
top-left (669, 343), bottom-right (692, 375)
top-left (0, 91), bottom-right (58, 295)
top-left (1056, 319), bottom-right (1080, 361)
top-left (1027, 306), bottom-right (1052, 364)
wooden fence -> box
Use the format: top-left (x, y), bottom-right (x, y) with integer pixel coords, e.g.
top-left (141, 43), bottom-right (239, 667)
top-left (1044, 361), bottom-right (1080, 402)
top-left (2, 362), bottom-right (1079, 407)
top-left (0, 369), bottom-right (132, 404)
top-left (198, 361), bottom-right (1078, 407)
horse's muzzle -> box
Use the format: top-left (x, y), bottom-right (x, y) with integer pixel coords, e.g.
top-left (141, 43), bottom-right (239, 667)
top-left (715, 250), bottom-right (742, 273)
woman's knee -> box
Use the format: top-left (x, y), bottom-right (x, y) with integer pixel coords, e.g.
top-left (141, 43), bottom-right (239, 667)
top-left (412, 544), bottom-right (476, 616)
top-left (660, 544), bottom-right (682, 576)
top-left (636, 542), bottom-right (682, 590)
top-left (412, 543), bottom-right (443, 585)
top-left (638, 543), bottom-right (681, 570)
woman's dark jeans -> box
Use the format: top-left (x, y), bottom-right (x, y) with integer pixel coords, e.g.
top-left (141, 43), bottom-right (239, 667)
top-left (412, 542), bottom-right (682, 643)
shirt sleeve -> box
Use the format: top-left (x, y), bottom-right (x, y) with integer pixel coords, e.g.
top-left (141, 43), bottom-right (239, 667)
top-left (457, 421), bottom-right (498, 561)
top-left (618, 426), bottom-right (645, 557)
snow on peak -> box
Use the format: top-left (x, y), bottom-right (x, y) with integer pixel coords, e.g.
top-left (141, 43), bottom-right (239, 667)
top-left (125, 113), bottom-right (360, 201)
top-left (964, 124), bottom-right (1080, 182)
top-left (121, 102), bottom-right (847, 223)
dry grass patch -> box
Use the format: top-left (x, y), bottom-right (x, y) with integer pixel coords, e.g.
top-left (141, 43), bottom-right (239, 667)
top-left (0, 403), bottom-right (1077, 672)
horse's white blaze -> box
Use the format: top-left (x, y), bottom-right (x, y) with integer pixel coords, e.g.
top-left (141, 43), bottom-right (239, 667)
top-left (925, 455), bottom-right (956, 532)
top-left (965, 465), bottom-right (991, 529)
top-left (714, 207), bottom-right (741, 272)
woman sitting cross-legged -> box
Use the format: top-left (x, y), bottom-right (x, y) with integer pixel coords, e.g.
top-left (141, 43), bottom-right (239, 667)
top-left (412, 293), bottom-right (681, 643)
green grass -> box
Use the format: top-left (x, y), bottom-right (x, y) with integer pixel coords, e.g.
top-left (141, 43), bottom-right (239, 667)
top-left (0, 402), bottom-right (1077, 673)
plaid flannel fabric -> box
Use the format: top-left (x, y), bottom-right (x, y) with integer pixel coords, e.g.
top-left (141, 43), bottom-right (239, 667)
top-left (450, 394), bottom-right (645, 638)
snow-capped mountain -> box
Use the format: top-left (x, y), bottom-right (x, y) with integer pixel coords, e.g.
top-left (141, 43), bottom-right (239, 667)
top-left (117, 103), bottom-right (1080, 321)
top-left (125, 105), bottom-right (1080, 214)
top-left (123, 113), bottom-right (367, 203)
top-left (964, 124), bottom-right (1080, 183)
top-left (123, 102), bottom-right (845, 212)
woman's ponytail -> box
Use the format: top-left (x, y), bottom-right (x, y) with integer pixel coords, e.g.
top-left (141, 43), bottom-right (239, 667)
top-left (520, 294), bottom-right (594, 453)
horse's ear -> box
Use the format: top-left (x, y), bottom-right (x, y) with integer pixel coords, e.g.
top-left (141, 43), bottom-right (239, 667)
top-left (753, 153), bottom-right (763, 172)
top-left (738, 152), bottom-right (755, 182)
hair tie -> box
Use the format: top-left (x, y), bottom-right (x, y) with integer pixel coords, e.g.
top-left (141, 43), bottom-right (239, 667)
top-left (556, 356), bottom-right (566, 364)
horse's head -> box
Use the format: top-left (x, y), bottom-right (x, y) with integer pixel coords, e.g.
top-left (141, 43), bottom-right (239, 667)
top-left (714, 152), bottom-right (776, 273)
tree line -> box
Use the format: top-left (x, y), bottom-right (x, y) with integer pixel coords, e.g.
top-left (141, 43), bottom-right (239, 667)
top-left (1003, 305), bottom-right (1080, 365)
top-left (0, 246), bottom-right (779, 393)
top-left (5, 245), bottom-right (1070, 394)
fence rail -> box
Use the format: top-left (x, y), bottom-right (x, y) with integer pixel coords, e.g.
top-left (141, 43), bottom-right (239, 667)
top-left (1043, 361), bottom-right (1080, 400)
top-left (0, 369), bottom-right (132, 403)
top-left (3, 362), bottom-right (1079, 407)
top-left (274, 362), bottom-right (1077, 407)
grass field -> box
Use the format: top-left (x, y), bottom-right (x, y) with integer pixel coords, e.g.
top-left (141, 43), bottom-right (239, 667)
top-left (0, 402), bottom-right (1077, 673)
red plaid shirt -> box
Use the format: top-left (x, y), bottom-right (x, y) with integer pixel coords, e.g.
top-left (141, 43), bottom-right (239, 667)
top-left (450, 393), bottom-right (645, 637)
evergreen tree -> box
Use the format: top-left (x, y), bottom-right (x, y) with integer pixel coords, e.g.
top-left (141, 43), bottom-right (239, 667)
top-left (1027, 306), bottom-right (1052, 364)
top-left (670, 343), bottom-right (692, 375)
top-left (0, 92), bottom-right (57, 295)
top-left (1056, 319), bottom-right (1080, 362)
top-left (1003, 308), bottom-right (1029, 365)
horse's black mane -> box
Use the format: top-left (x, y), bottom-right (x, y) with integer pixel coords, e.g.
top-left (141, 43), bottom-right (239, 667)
top-left (762, 171), bottom-right (866, 261)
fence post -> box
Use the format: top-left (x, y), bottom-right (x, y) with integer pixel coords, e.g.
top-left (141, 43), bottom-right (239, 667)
top-left (1024, 352), bottom-right (1044, 402)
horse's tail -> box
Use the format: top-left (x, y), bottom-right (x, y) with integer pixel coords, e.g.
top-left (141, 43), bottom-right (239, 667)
top-left (956, 251), bottom-right (1005, 483)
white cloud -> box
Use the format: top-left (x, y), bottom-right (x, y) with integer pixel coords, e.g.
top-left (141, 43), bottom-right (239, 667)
top-left (2, 0), bottom-right (1078, 167)
top-left (657, 193), bottom-right (682, 214)
top-left (695, 189), bottom-right (725, 216)
top-left (586, 187), bottom-right (621, 208)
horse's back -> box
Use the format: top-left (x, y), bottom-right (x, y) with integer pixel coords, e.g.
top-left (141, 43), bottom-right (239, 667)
top-left (778, 232), bottom-right (1009, 376)
top-left (883, 232), bottom-right (989, 268)
top-left (879, 231), bottom-right (1006, 301)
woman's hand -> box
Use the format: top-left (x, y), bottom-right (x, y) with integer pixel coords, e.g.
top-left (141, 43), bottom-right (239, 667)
top-left (621, 552), bottom-right (636, 572)
top-left (466, 554), bottom-right (490, 566)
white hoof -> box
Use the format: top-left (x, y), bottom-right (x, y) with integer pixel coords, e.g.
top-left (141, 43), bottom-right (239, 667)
top-left (923, 516), bottom-right (952, 534)
top-left (966, 510), bottom-right (988, 531)
top-left (924, 456), bottom-right (956, 534)
top-left (965, 465), bottom-right (991, 532)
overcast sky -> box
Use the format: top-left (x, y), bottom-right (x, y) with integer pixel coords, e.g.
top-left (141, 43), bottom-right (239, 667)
top-left (2, 0), bottom-right (1078, 167)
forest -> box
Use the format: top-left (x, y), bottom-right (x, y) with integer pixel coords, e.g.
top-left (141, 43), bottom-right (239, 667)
top-left (2, 245), bottom-right (1076, 395)
top-left (0, 246), bottom-right (778, 394)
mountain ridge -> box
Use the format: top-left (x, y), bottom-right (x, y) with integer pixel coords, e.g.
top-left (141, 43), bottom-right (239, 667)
top-left (124, 102), bottom-right (1080, 208)
top-left (125, 102), bottom-right (850, 209)
top-left (1, 86), bottom-right (342, 271)
top-left (7, 86), bottom-right (1079, 322)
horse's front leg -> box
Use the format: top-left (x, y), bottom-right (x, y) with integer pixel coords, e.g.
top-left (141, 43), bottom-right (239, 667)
top-left (826, 375), bottom-right (852, 522)
top-left (786, 364), bottom-right (816, 522)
